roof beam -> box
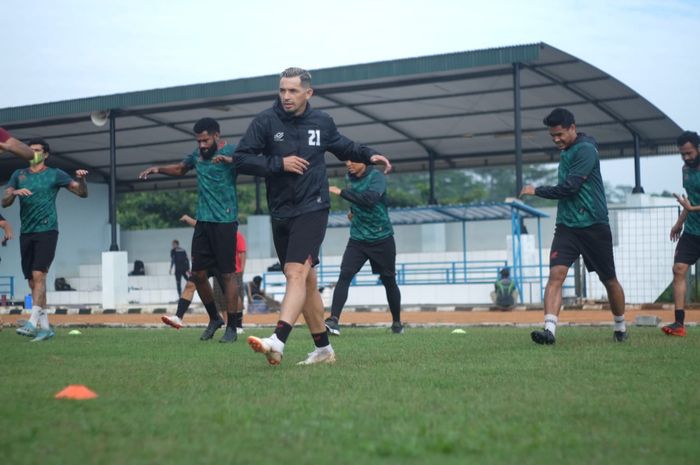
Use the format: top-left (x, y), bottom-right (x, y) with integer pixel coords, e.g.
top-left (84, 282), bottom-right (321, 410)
top-left (522, 64), bottom-right (647, 143)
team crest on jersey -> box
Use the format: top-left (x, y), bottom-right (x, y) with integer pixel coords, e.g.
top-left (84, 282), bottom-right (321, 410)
top-left (274, 132), bottom-right (284, 142)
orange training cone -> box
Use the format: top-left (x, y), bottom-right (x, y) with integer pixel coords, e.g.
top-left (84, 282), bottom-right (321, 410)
top-left (54, 384), bottom-right (98, 400)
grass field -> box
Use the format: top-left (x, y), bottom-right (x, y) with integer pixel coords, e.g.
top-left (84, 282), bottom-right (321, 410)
top-left (1, 326), bottom-right (698, 465)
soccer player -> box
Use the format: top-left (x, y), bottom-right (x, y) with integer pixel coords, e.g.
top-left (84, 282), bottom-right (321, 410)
top-left (2, 138), bottom-right (88, 341)
top-left (324, 160), bottom-right (402, 336)
top-left (209, 226), bottom-right (246, 334)
top-left (665, 130), bottom-right (700, 337)
top-left (160, 215), bottom-right (246, 342)
top-left (139, 118), bottom-right (242, 342)
top-left (0, 213), bottom-right (12, 243)
top-left (520, 108), bottom-right (627, 344)
top-left (170, 239), bottom-right (190, 297)
top-left (0, 127), bottom-right (34, 161)
top-left (0, 214), bottom-right (13, 264)
top-left (222, 67), bottom-right (391, 365)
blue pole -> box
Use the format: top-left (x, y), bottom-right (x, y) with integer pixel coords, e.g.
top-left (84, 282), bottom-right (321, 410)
top-left (512, 209), bottom-right (524, 303)
top-left (537, 216), bottom-right (544, 302)
top-left (462, 220), bottom-right (467, 283)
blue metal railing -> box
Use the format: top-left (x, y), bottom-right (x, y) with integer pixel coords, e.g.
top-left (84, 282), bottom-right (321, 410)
top-left (261, 260), bottom-right (571, 305)
top-left (264, 259), bottom-right (510, 287)
top-left (0, 275), bottom-right (15, 300)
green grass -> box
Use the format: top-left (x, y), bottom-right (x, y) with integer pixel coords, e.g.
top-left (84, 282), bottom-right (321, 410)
top-left (1, 326), bottom-right (698, 465)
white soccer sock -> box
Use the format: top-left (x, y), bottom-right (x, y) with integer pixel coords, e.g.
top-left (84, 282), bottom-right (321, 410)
top-left (614, 315), bottom-right (626, 332)
top-left (317, 343), bottom-right (333, 352)
top-left (544, 314), bottom-right (558, 335)
top-left (38, 309), bottom-right (50, 330)
top-left (28, 306), bottom-right (41, 327)
top-left (269, 333), bottom-right (285, 353)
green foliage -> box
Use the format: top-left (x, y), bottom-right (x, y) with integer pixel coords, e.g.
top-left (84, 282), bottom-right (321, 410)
top-left (117, 191), bottom-right (198, 230)
top-left (121, 162), bottom-right (660, 229)
top-left (117, 183), bottom-right (268, 230)
top-left (655, 274), bottom-right (700, 303)
top-left (1, 327), bottom-right (698, 465)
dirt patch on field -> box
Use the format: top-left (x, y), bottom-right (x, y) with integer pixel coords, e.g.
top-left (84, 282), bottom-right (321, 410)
top-left (1, 308), bottom-right (696, 328)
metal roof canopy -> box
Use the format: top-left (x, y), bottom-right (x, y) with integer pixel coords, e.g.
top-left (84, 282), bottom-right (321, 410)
top-left (0, 42), bottom-right (681, 249)
top-left (0, 43), bottom-right (682, 192)
top-left (327, 201), bottom-right (547, 228)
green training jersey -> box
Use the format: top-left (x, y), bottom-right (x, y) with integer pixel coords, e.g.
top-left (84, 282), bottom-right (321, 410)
top-left (555, 138), bottom-right (608, 228)
top-left (8, 166), bottom-right (73, 234)
top-left (342, 166), bottom-right (393, 242)
top-left (682, 164), bottom-right (700, 235)
top-left (182, 143), bottom-right (238, 223)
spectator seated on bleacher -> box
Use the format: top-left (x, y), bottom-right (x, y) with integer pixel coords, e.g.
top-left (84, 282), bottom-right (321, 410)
top-left (129, 260), bottom-right (145, 276)
top-left (246, 275), bottom-right (280, 312)
top-left (54, 277), bottom-right (75, 291)
top-left (490, 268), bottom-right (518, 310)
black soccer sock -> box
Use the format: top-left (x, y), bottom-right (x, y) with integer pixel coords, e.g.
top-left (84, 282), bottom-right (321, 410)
top-left (235, 312), bottom-right (243, 328)
top-left (226, 312), bottom-right (237, 328)
top-left (203, 301), bottom-right (221, 321)
top-left (274, 320), bottom-right (293, 344)
top-left (675, 309), bottom-right (685, 325)
top-left (175, 298), bottom-right (191, 319)
top-left (312, 331), bottom-right (330, 348)
top-left (330, 274), bottom-right (352, 320)
top-left (381, 275), bottom-right (402, 323)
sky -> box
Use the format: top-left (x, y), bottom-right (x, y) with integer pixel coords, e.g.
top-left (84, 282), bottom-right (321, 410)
top-left (2, 0), bottom-right (699, 194)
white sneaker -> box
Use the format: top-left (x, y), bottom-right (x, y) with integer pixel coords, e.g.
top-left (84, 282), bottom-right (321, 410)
top-left (247, 335), bottom-right (284, 365)
top-left (297, 347), bottom-right (336, 365)
top-left (161, 315), bottom-right (183, 329)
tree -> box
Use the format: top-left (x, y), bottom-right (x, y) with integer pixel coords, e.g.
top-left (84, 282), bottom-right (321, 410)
top-left (117, 164), bottom-right (560, 229)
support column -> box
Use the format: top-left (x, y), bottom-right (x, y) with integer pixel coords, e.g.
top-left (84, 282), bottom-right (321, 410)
top-left (254, 176), bottom-right (262, 214)
top-left (109, 112), bottom-right (119, 251)
top-left (428, 150), bottom-right (437, 205)
top-left (513, 62), bottom-right (523, 196)
top-left (632, 132), bottom-right (645, 193)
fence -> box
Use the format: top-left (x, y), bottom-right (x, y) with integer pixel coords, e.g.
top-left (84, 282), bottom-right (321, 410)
top-left (585, 205), bottom-right (679, 304)
top-left (0, 275), bottom-right (15, 301)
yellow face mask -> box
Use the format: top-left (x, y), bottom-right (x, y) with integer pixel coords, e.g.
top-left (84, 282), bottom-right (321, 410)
top-left (30, 151), bottom-right (44, 166)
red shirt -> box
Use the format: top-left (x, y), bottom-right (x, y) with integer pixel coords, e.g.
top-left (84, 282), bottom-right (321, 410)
top-left (235, 231), bottom-right (246, 273)
top-left (0, 127), bottom-right (11, 143)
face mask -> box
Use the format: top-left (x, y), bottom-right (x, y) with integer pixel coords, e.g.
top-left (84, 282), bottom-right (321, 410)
top-left (199, 144), bottom-right (217, 160)
top-left (30, 151), bottom-right (44, 166)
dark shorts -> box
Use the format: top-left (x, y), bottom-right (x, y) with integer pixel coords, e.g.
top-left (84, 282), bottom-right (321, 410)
top-left (549, 223), bottom-right (616, 281)
top-left (340, 236), bottom-right (396, 278)
top-left (674, 232), bottom-right (700, 265)
top-left (271, 209), bottom-right (328, 267)
top-left (20, 230), bottom-right (59, 280)
top-left (191, 221), bottom-right (237, 274)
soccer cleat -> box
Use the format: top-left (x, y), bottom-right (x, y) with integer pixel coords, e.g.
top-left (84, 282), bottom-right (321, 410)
top-left (613, 330), bottom-right (629, 342)
top-left (297, 347), bottom-right (336, 365)
top-left (247, 335), bottom-right (283, 365)
top-left (236, 327), bottom-right (245, 335)
top-left (161, 315), bottom-right (183, 329)
top-left (30, 328), bottom-right (55, 342)
top-left (661, 322), bottom-right (686, 337)
top-left (531, 328), bottom-right (556, 345)
top-left (325, 317), bottom-right (340, 336)
top-left (16, 321), bottom-right (37, 337)
top-left (219, 326), bottom-right (238, 343)
top-left (391, 321), bottom-right (404, 334)
top-left (199, 318), bottom-right (224, 341)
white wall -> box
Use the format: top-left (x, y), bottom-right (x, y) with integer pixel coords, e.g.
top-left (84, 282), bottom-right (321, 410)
top-left (0, 183), bottom-right (111, 301)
